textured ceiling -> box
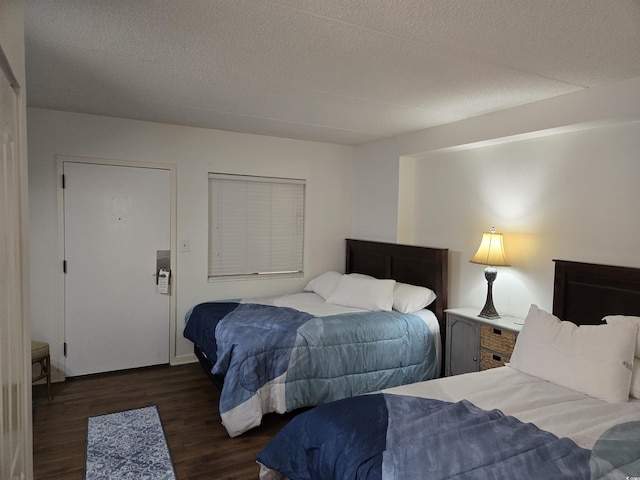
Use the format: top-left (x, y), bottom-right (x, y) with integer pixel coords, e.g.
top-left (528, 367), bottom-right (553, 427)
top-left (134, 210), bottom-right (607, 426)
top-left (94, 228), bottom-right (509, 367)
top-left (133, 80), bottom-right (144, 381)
top-left (24, 0), bottom-right (640, 146)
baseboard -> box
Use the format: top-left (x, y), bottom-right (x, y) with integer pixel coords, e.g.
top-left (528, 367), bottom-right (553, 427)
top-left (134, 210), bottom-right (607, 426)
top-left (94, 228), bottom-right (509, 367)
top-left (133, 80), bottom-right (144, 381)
top-left (171, 353), bottom-right (197, 366)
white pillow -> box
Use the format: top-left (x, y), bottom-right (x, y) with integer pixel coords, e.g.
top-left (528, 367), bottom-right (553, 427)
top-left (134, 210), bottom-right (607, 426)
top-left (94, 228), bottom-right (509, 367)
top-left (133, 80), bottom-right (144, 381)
top-left (509, 304), bottom-right (637, 403)
top-left (303, 271), bottom-right (343, 300)
top-left (393, 282), bottom-right (436, 313)
top-left (347, 273), bottom-right (375, 280)
top-left (325, 275), bottom-right (396, 312)
top-left (604, 316), bottom-right (640, 399)
top-left (629, 361), bottom-right (640, 399)
top-left (604, 315), bottom-right (640, 355)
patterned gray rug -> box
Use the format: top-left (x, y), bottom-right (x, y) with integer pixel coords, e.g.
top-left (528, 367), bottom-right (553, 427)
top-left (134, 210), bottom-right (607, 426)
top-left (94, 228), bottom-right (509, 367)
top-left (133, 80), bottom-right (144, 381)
top-left (85, 405), bottom-right (177, 480)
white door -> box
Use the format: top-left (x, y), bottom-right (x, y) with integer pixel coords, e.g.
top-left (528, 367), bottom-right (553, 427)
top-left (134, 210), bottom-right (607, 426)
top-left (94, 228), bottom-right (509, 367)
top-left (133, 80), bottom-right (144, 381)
top-left (63, 161), bottom-right (171, 376)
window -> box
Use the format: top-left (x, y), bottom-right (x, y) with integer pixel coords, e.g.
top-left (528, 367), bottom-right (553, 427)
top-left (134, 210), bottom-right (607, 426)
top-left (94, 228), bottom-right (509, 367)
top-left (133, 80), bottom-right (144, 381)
top-left (208, 173), bottom-right (305, 279)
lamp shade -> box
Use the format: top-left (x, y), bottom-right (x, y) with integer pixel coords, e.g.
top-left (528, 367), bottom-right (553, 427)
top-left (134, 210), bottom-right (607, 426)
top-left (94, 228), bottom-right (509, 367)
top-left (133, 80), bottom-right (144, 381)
top-left (469, 228), bottom-right (510, 267)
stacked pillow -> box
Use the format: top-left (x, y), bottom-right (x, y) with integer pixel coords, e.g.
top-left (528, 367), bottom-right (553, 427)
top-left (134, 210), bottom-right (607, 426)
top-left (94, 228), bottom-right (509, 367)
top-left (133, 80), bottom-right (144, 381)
top-left (509, 305), bottom-right (638, 403)
top-left (604, 315), bottom-right (640, 399)
top-left (303, 271), bottom-right (343, 300)
top-left (392, 282), bottom-right (438, 314)
top-left (303, 271), bottom-right (436, 313)
top-left (326, 275), bottom-right (396, 311)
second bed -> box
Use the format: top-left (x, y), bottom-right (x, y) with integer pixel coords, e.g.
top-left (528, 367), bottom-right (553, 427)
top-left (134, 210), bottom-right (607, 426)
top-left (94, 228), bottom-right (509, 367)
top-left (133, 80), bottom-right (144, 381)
top-left (184, 239), bottom-right (448, 436)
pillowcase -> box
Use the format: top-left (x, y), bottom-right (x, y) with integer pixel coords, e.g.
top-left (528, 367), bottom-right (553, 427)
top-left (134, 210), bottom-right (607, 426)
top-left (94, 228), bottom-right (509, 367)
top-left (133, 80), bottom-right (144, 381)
top-left (303, 271), bottom-right (343, 300)
top-left (604, 315), bottom-right (640, 355)
top-left (325, 275), bottom-right (396, 312)
top-left (630, 362), bottom-right (640, 399)
top-left (509, 304), bottom-right (637, 403)
top-left (392, 282), bottom-right (436, 313)
top-left (604, 315), bottom-right (640, 399)
top-left (347, 273), bottom-right (374, 280)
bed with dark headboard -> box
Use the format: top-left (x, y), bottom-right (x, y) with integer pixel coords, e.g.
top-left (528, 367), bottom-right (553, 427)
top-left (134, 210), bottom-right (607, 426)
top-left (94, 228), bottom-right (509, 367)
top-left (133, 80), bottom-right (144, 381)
top-left (258, 259), bottom-right (640, 479)
top-left (184, 239), bottom-right (449, 436)
top-left (345, 238), bottom-right (448, 332)
top-left (553, 259), bottom-right (640, 325)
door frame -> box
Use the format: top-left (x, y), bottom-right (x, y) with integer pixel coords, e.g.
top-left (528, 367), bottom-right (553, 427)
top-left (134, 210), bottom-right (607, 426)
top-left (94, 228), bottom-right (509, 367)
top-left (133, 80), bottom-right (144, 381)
top-left (0, 42), bottom-right (32, 480)
top-left (56, 155), bottom-right (178, 380)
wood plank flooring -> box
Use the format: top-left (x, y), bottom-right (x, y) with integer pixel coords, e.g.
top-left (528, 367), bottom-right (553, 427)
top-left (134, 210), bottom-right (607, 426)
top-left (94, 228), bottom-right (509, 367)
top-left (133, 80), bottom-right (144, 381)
top-left (32, 363), bottom-right (296, 479)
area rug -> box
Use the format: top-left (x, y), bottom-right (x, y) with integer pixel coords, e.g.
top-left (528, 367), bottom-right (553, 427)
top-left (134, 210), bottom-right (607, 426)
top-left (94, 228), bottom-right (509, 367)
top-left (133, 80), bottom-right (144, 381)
top-left (85, 405), bottom-right (177, 480)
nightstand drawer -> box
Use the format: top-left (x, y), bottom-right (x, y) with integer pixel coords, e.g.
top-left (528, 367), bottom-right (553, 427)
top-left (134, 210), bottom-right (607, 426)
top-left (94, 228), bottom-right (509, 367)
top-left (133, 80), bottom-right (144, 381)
top-left (480, 349), bottom-right (510, 370)
top-left (480, 325), bottom-right (517, 356)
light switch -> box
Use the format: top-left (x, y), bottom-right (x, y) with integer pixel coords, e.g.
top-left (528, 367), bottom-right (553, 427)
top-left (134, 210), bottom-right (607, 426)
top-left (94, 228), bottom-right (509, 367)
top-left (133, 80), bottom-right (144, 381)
top-left (180, 239), bottom-right (190, 252)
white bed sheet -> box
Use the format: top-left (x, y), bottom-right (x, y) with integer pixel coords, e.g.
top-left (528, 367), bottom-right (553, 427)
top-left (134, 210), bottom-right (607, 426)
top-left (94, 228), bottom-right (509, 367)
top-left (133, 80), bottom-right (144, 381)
top-left (245, 292), bottom-right (442, 372)
top-left (384, 365), bottom-right (640, 450)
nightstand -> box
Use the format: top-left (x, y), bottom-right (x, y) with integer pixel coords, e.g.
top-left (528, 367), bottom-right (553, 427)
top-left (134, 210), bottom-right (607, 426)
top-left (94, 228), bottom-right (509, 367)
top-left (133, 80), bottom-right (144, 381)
top-left (444, 307), bottom-right (524, 376)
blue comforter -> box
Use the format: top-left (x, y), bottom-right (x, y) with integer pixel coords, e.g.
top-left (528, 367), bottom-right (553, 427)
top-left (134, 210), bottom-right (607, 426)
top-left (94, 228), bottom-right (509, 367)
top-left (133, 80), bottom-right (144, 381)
top-left (257, 394), bottom-right (593, 479)
top-left (184, 302), bottom-right (436, 436)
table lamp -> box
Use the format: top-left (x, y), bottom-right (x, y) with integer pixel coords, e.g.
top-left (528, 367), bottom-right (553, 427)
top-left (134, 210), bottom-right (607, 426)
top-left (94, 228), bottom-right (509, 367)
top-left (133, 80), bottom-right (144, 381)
top-left (470, 227), bottom-right (510, 319)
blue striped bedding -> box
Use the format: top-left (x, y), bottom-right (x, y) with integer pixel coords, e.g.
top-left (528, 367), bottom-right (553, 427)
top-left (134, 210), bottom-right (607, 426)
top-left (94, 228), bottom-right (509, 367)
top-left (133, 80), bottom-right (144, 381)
top-left (184, 301), bottom-right (436, 436)
top-left (257, 393), bottom-right (593, 479)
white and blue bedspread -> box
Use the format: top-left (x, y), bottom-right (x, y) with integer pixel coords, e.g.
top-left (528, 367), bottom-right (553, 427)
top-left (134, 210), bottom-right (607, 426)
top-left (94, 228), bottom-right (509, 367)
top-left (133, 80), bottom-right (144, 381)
top-left (257, 394), bottom-right (592, 479)
top-left (184, 301), bottom-right (436, 436)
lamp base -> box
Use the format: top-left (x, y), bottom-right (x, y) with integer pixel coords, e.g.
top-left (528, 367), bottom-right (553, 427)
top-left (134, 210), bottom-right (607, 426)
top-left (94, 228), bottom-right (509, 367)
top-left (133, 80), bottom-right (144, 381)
top-left (478, 309), bottom-right (501, 320)
top-left (478, 266), bottom-right (501, 319)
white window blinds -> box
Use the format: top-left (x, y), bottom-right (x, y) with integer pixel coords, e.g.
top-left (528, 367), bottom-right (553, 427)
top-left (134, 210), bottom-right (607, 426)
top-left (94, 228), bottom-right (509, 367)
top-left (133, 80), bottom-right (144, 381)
top-left (208, 173), bottom-right (305, 278)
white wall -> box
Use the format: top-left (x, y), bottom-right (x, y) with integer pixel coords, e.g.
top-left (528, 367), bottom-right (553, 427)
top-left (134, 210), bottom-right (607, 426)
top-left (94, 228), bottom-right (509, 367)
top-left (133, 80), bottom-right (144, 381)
top-left (28, 109), bottom-right (354, 375)
top-left (353, 76), bottom-right (640, 319)
top-left (413, 120), bottom-right (640, 318)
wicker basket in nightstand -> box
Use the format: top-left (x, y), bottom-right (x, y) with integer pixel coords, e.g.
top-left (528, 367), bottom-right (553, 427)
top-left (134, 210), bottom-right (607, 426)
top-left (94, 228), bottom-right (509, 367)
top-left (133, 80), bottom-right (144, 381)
top-left (479, 325), bottom-right (517, 370)
top-left (480, 350), bottom-right (509, 370)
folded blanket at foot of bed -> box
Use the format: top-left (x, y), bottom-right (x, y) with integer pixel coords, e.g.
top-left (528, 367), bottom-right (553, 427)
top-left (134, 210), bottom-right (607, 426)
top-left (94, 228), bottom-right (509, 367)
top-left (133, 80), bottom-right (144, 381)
top-left (257, 393), bottom-right (592, 480)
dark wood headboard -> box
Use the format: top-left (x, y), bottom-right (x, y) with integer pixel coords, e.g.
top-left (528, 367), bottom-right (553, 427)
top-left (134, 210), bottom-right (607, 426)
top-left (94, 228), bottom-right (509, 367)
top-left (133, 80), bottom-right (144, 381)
top-left (553, 259), bottom-right (640, 325)
top-left (345, 239), bottom-right (448, 328)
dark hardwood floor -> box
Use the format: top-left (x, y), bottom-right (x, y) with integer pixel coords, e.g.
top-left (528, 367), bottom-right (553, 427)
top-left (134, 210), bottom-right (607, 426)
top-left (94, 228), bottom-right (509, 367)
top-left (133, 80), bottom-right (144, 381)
top-left (32, 363), bottom-right (296, 479)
